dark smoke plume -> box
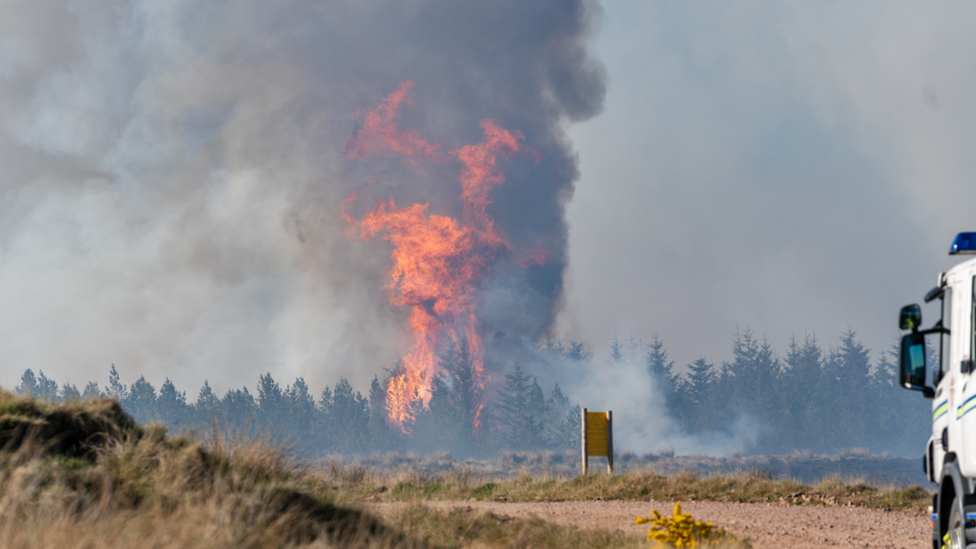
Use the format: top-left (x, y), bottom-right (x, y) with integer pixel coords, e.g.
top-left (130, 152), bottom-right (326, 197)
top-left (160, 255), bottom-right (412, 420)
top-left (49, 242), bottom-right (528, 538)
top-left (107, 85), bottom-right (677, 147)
top-left (0, 1), bottom-right (605, 395)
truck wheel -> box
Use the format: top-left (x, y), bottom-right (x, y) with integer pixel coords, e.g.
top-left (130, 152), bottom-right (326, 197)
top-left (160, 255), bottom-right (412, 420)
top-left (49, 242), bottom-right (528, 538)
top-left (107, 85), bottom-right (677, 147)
top-left (945, 499), bottom-right (964, 549)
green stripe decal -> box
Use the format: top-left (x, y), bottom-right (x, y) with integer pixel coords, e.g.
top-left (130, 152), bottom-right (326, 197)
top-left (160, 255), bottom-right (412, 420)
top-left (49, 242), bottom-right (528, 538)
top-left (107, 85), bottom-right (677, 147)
top-left (934, 401), bottom-right (949, 421)
top-left (957, 395), bottom-right (976, 419)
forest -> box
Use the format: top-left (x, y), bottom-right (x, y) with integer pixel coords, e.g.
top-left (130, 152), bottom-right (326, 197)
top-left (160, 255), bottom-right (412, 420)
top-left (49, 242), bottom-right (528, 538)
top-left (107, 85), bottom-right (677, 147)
top-left (10, 328), bottom-right (931, 458)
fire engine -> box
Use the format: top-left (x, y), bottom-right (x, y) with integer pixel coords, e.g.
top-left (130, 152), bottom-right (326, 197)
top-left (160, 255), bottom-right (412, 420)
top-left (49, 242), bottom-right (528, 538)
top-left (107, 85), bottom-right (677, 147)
top-left (900, 232), bottom-right (976, 548)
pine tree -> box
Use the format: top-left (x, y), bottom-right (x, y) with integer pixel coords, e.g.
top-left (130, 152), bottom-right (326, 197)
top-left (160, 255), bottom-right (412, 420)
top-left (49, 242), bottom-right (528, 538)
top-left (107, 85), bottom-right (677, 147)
top-left (495, 362), bottom-right (540, 450)
top-left (126, 376), bottom-right (158, 424)
top-left (646, 335), bottom-right (676, 386)
top-left (35, 371), bottom-right (58, 402)
top-left (256, 373), bottom-right (284, 430)
top-left (830, 328), bottom-right (872, 448)
top-left (445, 340), bottom-right (480, 449)
top-left (107, 365), bottom-right (128, 400)
top-left (564, 340), bottom-right (590, 361)
top-left (367, 375), bottom-right (394, 452)
top-left (316, 385), bottom-right (334, 450)
top-left (609, 333), bottom-right (624, 363)
top-left (527, 378), bottom-right (546, 429)
top-left (543, 383), bottom-right (575, 450)
top-left (195, 381), bottom-right (220, 424)
top-left (16, 369), bottom-right (38, 397)
top-left (327, 378), bottom-right (368, 453)
top-left (157, 378), bottom-right (188, 428)
top-left (286, 377), bottom-right (316, 444)
top-left (60, 383), bottom-right (81, 402)
top-left (723, 328), bottom-right (782, 448)
top-left (411, 375), bottom-right (456, 452)
top-left (82, 381), bottom-right (102, 400)
top-left (782, 335), bottom-right (825, 450)
top-left (221, 387), bottom-right (256, 430)
top-left (684, 357), bottom-right (715, 433)
top-left (646, 335), bottom-right (680, 413)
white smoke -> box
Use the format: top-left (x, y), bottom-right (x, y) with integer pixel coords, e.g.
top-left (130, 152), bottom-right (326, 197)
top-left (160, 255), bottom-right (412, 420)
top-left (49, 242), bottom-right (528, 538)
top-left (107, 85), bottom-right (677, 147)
top-left (0, 0), bottom-right (604, 397)
top-left (557, 354), bottom-right (758, 455)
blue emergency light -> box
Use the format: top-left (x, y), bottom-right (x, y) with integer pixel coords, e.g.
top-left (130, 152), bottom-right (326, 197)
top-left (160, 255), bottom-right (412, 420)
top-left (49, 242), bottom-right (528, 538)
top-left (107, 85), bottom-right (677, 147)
top-left (950, 232), bottom-right (976, 255)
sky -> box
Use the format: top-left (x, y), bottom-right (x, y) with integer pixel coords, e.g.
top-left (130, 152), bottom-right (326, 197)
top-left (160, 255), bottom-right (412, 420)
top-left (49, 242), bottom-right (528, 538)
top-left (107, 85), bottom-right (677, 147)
top-left (559, 1), bottom-right (976, 371)
top-left (2, 0), bottom-right (976, 401)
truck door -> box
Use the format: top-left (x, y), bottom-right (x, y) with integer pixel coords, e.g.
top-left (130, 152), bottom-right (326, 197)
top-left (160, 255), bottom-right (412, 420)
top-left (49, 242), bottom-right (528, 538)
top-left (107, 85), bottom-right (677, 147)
top-left (956, 276), bottom-right (976, 477)
top-left (933, 286), bottom-right (953, 479)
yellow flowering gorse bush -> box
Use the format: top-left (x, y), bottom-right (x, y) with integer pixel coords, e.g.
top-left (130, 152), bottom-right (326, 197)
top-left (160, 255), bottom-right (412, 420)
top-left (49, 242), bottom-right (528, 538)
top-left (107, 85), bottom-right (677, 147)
top-left (636, 502), bottom-right (730, 548)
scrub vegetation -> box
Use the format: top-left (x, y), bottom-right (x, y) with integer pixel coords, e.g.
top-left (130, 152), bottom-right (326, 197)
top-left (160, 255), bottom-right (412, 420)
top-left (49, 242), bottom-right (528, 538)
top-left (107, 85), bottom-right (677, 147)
top-left (0, 391), bottom-right (652, 548)
top-left (325, 460), bottom-right (931, 513)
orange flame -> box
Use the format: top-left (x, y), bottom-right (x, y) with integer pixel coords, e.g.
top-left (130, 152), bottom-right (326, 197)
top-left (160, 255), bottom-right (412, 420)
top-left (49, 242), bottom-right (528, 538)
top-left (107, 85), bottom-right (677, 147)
top-left (344, 83), bottom-right (541, 433)
top-left (345, 81), bottom-right (443, 160)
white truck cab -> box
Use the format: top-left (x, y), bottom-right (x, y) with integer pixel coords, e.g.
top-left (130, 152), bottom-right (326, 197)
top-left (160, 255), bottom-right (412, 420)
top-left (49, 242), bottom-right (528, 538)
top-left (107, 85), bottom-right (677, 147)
top-left (900, 232), bottom-right (976, 549)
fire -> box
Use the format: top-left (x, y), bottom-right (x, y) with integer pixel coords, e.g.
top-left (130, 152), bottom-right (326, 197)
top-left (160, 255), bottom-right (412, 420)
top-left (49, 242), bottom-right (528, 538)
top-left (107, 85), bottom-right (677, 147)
top-left (344, 82), bottom-right (542, 432)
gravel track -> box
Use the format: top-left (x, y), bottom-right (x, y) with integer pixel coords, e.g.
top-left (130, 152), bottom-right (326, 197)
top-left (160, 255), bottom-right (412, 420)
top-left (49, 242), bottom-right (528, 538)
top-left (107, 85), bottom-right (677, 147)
top-left (369, 500), bottom-right (930, 548)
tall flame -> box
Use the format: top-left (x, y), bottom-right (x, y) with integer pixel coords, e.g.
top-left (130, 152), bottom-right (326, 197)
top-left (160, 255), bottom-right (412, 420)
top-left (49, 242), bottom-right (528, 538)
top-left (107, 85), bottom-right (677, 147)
top-left (344, 82), bottom-right (542, 432)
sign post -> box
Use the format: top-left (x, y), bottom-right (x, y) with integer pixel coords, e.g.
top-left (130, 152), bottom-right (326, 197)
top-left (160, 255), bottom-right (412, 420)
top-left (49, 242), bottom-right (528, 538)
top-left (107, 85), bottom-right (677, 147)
top-left (581, 408), bottom-right (613, 474)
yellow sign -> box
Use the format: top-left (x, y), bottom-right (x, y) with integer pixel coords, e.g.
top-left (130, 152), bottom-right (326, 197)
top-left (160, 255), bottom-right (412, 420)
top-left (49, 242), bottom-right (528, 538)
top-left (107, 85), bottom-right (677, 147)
top-left (581, 408), bottom-right (613, 474)
top-left (586, 412), bottom-right (609, 456)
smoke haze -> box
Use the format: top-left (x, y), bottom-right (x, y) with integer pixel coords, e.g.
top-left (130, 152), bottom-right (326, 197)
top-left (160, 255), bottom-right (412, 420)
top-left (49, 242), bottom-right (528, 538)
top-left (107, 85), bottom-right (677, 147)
top-left (5, 1), bottom-right (970, 457)
top-left (0, 0), bottom-right (605, 396)
top-left (561, 1), bottom-right (976, 370)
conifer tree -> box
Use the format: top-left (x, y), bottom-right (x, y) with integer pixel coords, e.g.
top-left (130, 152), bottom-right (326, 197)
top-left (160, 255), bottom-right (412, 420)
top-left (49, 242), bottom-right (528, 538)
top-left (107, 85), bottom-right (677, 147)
top-left (59, 383), bottom-right (81, 402)
top-left (16, 369), bottom-right (38, 397)
top-left (783, 335), bottom-right (825, 450)
top-left (543, 383), bottom-right (574, 449)
top-left (564, 340), bottom-right (590, 361)
top-left (195, 380), bottom-right (220, 424)
top-left (107, 365), bottom-right (128, 400)
top-left (256, 373), bottom-right (285, 429)
top-left (286, 378), bottom-right (316, 443)
top-left (609, 333), bottom-right (624, 362)
top-left (157, 378), bottom-right (188, 428)
top-left (35, 371), bottom-right (58, 402)
top-left (326, 378), bottom-right (368, 453)
top-left (527, 378), bottom-right (546, 430)
top-left (82, 381), bottom-right (102, 400)
top-left (495, 362), bottom-right (540, 450)
top-left (367, 374), bottom-right (395, 451)
top-left (445, 340), bottom-right (480, 450)
top-left (126, 376), bottom-right (158, 424)
top-left (221, 387), bottom-right (256, 430)
top-left (830, 328), bottom-right (872, 448)
top-left (646, 335), bottom-right (682, 415)
top-left (684, 357), bottom-right (715, 433)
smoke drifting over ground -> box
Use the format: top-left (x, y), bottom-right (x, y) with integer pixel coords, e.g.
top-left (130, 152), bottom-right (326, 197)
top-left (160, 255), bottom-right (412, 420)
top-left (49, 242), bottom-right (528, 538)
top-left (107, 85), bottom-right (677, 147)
top-left (0, 1), bottom-right (605, 396)
top-left (556, 354), bottom-right (758, 455)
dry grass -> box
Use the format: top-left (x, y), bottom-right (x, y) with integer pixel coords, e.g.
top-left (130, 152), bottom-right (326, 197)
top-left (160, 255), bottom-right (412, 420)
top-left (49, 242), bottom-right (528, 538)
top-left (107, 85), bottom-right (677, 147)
top-left (329, 448), bottom-right (928, 486)
top-left (334, 465), bottom-right (932, 513)
top-left (0, 392), bottom-right (659, 549)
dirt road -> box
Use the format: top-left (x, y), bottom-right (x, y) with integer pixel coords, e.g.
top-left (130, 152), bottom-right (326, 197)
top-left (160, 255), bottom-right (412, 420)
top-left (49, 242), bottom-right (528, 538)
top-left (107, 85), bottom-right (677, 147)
top-left (370, 500), bottom-right (930, 548)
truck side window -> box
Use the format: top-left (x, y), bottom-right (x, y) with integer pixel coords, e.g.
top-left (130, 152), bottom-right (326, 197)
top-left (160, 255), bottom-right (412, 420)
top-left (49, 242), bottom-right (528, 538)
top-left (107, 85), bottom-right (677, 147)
top-left (942, 287), bottom-right (953, 376)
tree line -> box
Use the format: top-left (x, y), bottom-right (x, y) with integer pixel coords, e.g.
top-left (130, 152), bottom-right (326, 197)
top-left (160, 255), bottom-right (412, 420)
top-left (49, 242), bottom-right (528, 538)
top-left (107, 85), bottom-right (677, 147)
top-left (11, 341), bottom-right (580, 457)
top-left (629, 328), bottom-right (929, 456)
top-left (10, 327), bottom-right (930, 457)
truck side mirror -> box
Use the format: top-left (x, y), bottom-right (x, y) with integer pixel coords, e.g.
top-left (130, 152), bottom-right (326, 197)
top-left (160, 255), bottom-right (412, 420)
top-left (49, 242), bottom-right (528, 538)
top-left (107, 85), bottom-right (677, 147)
top-left (900, 332), bottom-right (929, 392)
top-left (900, 304), bottom-right (922, 331)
